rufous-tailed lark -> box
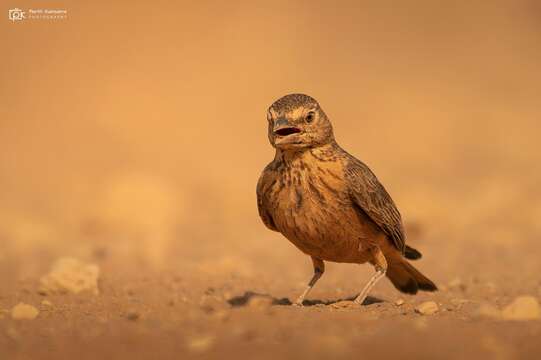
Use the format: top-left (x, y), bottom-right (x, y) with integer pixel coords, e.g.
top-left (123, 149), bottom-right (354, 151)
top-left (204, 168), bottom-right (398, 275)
top-left (257, 94), bottom-right (437, 306)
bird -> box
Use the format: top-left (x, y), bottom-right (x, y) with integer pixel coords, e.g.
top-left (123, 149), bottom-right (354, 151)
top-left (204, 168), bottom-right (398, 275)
top-left (256, 93), bottom-right (437, 306)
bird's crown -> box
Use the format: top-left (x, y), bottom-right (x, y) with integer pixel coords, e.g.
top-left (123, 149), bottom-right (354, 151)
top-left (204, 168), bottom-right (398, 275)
top-left (269, 93), bottom-right (319, 113)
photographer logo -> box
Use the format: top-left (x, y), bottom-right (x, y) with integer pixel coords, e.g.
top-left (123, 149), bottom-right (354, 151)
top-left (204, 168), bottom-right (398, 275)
top-left (8, 7), bottom-right (67, 22)
top-left (8, 8), bottom-right (25, 21)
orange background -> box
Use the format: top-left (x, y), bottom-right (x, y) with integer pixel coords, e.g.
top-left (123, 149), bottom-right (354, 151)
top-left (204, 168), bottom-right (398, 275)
top-left (1, 0), bottom-right (541, 283)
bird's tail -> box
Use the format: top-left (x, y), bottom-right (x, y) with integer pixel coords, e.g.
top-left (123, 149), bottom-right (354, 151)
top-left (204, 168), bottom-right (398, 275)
top-left (404, 245), bottom-right (422, 260)
top-left (386, 254), bottom-right (437, 294)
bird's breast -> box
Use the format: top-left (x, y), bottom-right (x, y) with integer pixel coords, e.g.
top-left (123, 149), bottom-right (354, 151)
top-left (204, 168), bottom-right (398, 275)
top-left (267, 156), bottom-right (373, 262)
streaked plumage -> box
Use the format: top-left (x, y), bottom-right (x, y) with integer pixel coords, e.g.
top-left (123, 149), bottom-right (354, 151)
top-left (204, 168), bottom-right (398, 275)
top-left (257, 94), bottom-right (436, 305)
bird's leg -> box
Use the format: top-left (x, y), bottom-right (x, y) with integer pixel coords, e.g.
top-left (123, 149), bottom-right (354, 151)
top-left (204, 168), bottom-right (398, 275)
top-left (294, 257), bottom-right (325, 306)
top-left (354, 247), bottom-right (388, 305)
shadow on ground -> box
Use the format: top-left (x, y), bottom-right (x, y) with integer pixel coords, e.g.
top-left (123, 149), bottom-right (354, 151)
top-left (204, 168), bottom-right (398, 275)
top-left (227, 291), bottom-right (383, 307)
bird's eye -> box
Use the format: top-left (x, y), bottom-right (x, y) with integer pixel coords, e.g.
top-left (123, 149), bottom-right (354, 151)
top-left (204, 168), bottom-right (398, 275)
top-left (305, 111), bottom-right (315, 123)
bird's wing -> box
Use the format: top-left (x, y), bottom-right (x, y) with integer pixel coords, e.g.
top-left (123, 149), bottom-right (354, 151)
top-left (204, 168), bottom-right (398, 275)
top-left (256, 164), bottom-right (279, 232)
top-left (344, 156), bottom-right (405, 253)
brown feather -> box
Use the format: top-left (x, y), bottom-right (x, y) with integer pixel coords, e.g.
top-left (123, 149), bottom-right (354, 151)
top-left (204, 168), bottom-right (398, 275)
top-left (343, 154), bottom-right (406, 254)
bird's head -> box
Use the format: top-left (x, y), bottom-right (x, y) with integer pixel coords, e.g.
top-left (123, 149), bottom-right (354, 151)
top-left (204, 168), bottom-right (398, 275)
top-left (267, 94), bottom-right (334, 150)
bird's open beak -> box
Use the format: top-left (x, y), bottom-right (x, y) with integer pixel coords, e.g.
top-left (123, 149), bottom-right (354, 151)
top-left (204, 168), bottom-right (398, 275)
top-left (273, 118), bottom-right (301, 137)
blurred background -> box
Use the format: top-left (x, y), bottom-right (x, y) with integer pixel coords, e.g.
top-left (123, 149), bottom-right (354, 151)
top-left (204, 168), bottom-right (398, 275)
top-left (1, 0), bottom-right (541, 291)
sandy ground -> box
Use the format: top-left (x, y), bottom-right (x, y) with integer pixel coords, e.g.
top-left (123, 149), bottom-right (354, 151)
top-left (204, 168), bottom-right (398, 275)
top-left (2, 1), bottom-right (541, 359)
top-left (1, 221), bottom-right (541, 360)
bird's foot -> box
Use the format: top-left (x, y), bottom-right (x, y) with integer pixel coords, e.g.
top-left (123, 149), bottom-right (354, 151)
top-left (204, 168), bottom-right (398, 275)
top-left (293, 297), bottom-right (305, 307)
top-left (353, 294), bottom-right (367, 306)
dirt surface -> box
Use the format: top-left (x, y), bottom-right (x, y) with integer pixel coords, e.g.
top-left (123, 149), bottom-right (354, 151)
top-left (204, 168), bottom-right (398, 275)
top-left (2, 233), bottom-right (541, 360)
top-left (2, 1), bottom-right (541, 359)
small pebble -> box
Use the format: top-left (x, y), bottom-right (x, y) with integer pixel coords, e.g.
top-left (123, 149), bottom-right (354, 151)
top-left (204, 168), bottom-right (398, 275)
top-left (39, 257), bottom-right (100, 295)
top-left (448, 277), bottom-right (467, 291)
top-left (450, 298), bottom-right (469, 308)
top-left (330, 300), bottom-right (361, 309)
top-left (415, 301), bottom-right (439, 315)
top-left (501, 296), bottom-right (541, 321)
top-left (11, 303), bottom-right (39, 320)
top-left (395, 299), bottom-right (405, 306)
